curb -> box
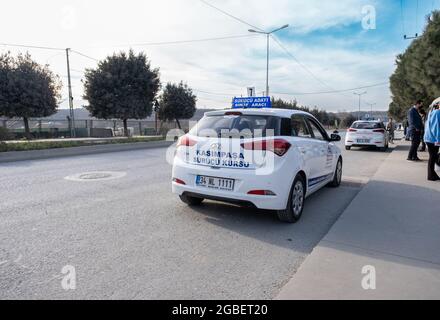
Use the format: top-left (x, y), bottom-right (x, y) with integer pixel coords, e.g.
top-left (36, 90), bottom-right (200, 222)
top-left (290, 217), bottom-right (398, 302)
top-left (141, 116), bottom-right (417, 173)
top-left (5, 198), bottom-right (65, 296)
top-left (0, 140), bottom-right (174, 163)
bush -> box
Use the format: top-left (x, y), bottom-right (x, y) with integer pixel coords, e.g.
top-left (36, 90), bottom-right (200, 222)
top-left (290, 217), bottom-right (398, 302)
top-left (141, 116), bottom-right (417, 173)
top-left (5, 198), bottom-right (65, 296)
top-left (0, 127), bottom-right (13, 141)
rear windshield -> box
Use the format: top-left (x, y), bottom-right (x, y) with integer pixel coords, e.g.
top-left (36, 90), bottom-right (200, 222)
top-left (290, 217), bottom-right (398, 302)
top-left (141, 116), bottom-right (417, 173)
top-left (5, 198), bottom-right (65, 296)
top-left (351, 122), bottom-right (383, 129)
top-left (190, 115), bottom-right (281, 138)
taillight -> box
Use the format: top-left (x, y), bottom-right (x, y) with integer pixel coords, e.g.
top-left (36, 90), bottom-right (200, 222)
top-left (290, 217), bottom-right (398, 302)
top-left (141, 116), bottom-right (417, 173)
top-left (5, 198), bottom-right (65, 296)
top-left (241, 139), bottom-right (291, 157)
top-left (373, 129), bottom-right (385, 133)
top-left (177, 135), bottom-right (197, 148)
top-left (172, 178), bottom-right (186, 185)
top-left (248, 190), bottom-right (276, 196)
top-left (348, 128), bottom-right (357, 132)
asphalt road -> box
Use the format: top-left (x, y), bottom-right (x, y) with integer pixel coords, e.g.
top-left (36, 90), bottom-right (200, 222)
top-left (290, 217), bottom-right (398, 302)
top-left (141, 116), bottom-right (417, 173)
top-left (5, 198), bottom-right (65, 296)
top-left (0, 139), bottom-right (393, 299)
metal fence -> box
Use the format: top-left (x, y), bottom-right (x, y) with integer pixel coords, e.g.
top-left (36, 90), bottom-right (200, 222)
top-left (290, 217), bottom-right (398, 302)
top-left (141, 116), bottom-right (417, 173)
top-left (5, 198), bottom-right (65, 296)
top-left (1, 118), bottom-right (190, 139)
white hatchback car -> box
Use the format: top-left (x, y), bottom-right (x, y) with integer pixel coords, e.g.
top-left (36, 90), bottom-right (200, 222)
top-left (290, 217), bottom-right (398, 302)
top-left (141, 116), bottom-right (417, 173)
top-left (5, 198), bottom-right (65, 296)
top-left (345, 120), bottom-right (389, 151)
top-left (172, 108), bottom-right (343, 223)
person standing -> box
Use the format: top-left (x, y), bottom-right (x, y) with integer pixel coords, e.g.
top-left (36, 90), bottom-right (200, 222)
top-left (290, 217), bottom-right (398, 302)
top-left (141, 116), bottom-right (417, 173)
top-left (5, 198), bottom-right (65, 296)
top-left (419, 108), bottom-right (427, 152)
top-left (404, 119), bottom-right (410, 140)
top-left (387, 117), bottom-right (395, 144)
top-left (407, 100), bottom-right (424, 161)
top-left (424, 102), bottom-right (440, 181)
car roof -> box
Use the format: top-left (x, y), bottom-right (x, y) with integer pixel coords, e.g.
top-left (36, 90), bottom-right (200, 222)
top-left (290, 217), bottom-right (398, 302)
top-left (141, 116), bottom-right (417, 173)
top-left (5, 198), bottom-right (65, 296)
top-left (354, 120), bottom-right (383, 123)
top-left (204, 108), bottom-right (312, 118)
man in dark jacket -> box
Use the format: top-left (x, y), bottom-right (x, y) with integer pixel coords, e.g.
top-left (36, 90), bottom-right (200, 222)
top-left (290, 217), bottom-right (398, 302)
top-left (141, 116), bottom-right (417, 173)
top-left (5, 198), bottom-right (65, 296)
top-left (407, 100), bottom-right (424, 161)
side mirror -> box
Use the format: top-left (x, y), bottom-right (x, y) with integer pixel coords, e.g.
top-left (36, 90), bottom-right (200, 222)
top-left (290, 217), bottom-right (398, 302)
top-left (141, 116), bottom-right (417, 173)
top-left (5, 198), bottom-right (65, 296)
top-left (330, 134), bottom-right (341, 142)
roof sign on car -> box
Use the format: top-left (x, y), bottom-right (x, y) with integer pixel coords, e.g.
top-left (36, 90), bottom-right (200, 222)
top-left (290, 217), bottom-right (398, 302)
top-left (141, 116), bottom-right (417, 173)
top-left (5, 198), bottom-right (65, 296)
top-left (232, 96), bottom-right (272, 109)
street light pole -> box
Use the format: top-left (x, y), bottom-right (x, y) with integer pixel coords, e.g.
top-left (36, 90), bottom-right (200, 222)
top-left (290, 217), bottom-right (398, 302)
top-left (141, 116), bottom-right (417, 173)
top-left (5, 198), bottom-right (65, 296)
top-left (353, 91), bottom-right (367, 121)
top-left (266, 33), bottom-right (269, 97)
top-left (249, 24), bottom-right (289, 97)
top-left (366, 102), bottom-right (376, 118)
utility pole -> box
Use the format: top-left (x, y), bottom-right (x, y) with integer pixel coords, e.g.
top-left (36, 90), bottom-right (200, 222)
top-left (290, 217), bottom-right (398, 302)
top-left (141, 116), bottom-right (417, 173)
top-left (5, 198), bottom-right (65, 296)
top-left (66, 48), bottom-right (75, 138)
top-left (353, 91), bottom-right (367, 121)
top-left (154, 100), bottom-right (160, 135)
top-left (249, 24), bottom-right (289, 97)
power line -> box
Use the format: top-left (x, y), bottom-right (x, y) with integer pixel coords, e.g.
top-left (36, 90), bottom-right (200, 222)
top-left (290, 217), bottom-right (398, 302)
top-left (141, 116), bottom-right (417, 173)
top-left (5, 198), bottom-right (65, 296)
top-left (272, 82), bottom-right (389, 96)
top-left (270, 35), bottom-right (341, 94)
top-left (0, 42), bottom-right (64, 51)
top-left (85, 34), bottom-right (259, 49)
top-left (199, 0), bottom-right (264, 32)
top-left (70, 49), bottom-right (99, 62)
top-left (195, 89), bottom-right (241, 96)
top-left (416, 0), bottom-right (419, 32)
top-left (197, 0), bottom-right (349, 100)
top-left (400, 0), bottom-right (406, 37)
top-left (194, 82), bottom-right (389, 98)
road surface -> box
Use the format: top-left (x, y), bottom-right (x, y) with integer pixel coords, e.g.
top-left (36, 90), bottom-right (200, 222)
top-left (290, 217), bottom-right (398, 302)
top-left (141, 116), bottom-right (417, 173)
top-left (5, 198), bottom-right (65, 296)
top-left (0, 140), bottom-right (393, 299)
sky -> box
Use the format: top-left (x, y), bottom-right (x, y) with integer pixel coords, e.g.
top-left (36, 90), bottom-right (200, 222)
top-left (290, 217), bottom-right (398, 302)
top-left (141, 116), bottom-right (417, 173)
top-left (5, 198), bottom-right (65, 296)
top-left (1, 0), bottom-right (439, 113)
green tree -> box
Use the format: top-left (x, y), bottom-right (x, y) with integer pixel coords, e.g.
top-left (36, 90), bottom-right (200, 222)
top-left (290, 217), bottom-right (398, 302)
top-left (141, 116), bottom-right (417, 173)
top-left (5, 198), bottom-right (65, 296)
top-left (158, 82), bottom-right (197, 129)
top-left (83, 50), bottom-right (161, 136)
top-left (342, 114), bottom-right (357, 128)
top-left (271, 97), bottom-right (299, 109)
top-left (389, 11), bottom-right (440, 118)
top-left (0, 52), bottom-right (61, 139)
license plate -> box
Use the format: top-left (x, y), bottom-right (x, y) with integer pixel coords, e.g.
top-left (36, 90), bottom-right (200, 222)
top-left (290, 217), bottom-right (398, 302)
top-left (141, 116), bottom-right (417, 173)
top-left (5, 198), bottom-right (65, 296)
top-left (357, 139), bottom-right (370, 143)
top-left (196, 175), bottom-right (235, 191)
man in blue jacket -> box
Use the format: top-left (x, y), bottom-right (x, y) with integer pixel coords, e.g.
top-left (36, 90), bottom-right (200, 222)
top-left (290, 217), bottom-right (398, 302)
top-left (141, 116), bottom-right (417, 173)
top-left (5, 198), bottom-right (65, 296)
top-left (407, 100), bottom-right (424, 161)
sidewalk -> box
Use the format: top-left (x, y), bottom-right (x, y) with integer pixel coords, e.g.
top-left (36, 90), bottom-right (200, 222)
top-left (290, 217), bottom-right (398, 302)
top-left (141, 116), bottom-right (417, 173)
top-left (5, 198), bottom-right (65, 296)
top-left (276, 142), bottom-right (440, 300)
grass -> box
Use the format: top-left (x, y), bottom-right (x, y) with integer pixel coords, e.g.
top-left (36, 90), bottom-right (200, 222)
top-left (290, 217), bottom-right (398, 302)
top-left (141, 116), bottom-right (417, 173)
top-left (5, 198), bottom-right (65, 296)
top-left (0, 136), bottom-right (165, 153)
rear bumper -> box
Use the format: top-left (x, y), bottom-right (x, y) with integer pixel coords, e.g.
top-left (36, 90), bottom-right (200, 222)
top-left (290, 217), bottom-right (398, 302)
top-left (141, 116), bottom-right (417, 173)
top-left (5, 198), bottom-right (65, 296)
top-left (172, 158), bottom-right (295, 210)
top-left (345, 133), bottom-right (387, 148)
top-left (345, 142), bottom-right (386, 147)
top-left (182, 191), bottom-right (257, 208)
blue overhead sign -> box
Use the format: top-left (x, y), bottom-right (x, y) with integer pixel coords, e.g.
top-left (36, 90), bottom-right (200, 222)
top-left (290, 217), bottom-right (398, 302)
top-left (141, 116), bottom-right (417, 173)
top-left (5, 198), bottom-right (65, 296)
top-left (232, 97), bottom-right (271, 109)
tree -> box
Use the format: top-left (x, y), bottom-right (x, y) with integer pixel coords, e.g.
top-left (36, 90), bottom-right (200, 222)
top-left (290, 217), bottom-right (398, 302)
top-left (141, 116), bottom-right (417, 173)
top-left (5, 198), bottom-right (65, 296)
top-left (270, 97), bottom-right (340, 127)
top-left (83, 50), bottom-right (160, 136)
top-left (271, 97), bottom-right (298, 110)
top-left (389, 11), bottom-right (440, 119)
top-left (0, 52), bottom-right (61, 139)
top-left (341, 114), bottom-right (357, 128)
top-left (158, 82), bottom-right (196, 129)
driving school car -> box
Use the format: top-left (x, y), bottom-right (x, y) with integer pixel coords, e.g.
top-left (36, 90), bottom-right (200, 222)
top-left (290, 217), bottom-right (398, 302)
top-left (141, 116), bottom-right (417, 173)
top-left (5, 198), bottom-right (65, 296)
top-left (345, 120), bottom-right (389, 151)
top-left (172, 108), bottom-right (343, 223)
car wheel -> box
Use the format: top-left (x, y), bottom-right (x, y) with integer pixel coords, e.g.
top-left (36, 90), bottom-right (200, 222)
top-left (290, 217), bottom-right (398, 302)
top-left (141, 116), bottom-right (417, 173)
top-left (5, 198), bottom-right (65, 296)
top-left (328, 157), bottom-right (343, 188)
top-left (179, 194), bottom-right (204, 206)
top-left (277, 174), bottom-right (306, 223)
top-left (345, 146), bottom-right (351, 151)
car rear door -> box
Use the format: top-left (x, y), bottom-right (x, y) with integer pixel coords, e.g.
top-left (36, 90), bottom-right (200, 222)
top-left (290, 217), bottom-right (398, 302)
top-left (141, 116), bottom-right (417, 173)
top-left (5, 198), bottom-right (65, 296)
top-left (304, 117), bottom-right (333, 183)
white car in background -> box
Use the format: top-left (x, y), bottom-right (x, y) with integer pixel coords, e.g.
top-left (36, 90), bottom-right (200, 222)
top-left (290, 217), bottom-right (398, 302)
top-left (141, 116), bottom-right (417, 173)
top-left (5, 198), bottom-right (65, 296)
top-left (172, 108), bottom-right (343, 223)
top-left (345, 120), bottom-right (389, 151)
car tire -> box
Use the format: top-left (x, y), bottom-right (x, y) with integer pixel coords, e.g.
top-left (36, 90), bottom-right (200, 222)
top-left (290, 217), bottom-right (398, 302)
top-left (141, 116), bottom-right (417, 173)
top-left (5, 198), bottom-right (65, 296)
top-left (345, 146), bottom-right (351, 151)
top-left (277, 174), bottom-right (306, 223)
top-left (328, 157), bottom-right (343, 188)
top-left (179, 194), bottom-right (204, 206)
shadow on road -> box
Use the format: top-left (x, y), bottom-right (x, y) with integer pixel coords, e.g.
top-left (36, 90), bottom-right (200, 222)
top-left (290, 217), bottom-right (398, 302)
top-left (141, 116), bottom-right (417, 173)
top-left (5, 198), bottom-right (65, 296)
top-left (188, 184), bottom-right (362, 251)
top-left (346, 146), bottom-right (394, 153)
